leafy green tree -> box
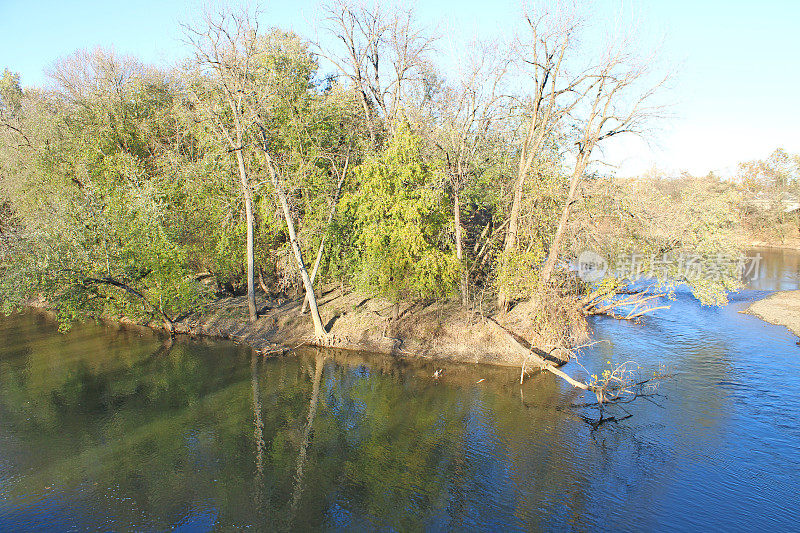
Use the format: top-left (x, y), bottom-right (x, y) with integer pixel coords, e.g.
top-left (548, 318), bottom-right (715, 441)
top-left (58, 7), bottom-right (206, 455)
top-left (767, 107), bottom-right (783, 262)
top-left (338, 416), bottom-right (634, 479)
top-left (332, 123), bottom-right (458, 301)
top-left (0, 53), bottom-right (205, 330)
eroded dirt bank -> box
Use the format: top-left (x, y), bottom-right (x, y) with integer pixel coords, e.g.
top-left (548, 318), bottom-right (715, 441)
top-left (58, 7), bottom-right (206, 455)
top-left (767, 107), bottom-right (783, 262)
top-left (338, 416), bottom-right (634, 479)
top-left (163, 286), bottom-right (571, 367)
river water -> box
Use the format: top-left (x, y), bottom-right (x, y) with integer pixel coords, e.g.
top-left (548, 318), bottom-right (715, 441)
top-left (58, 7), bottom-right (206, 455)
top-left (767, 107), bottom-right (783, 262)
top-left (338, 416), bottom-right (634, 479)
top-left (1, 249), bottom-right (799, 531)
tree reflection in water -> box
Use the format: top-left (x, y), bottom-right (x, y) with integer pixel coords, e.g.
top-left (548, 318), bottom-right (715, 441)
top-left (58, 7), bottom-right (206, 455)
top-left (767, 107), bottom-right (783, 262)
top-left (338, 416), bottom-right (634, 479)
top-left (2, 295), bottom-right (800, 531)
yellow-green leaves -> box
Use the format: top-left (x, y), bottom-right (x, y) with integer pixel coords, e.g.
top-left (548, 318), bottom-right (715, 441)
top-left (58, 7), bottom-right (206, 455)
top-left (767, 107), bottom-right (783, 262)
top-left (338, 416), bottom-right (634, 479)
top-left (334, 124), bottom-right (458, 301)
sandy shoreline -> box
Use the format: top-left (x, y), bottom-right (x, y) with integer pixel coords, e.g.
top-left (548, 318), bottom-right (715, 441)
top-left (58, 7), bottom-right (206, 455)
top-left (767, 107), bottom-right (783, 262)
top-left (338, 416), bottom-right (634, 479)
top-left (745, 290), bottom-right (800, 337)
top-left (747, 240), bottom-right (800, 251)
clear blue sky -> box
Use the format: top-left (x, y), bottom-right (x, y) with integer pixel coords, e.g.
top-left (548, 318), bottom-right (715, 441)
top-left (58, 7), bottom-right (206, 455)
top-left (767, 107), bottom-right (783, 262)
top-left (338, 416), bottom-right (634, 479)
top-left (1, 0), bottom-right (798, 177)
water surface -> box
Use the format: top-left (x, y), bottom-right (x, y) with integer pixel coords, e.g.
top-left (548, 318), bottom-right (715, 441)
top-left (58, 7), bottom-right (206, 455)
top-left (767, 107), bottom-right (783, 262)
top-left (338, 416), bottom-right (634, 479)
top-left (1, 249), bottom-right (799, 531)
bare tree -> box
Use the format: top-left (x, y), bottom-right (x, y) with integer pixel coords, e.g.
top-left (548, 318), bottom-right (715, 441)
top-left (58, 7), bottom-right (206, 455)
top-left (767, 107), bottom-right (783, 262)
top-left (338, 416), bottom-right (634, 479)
top-left (539, 45), bottom-right (666, 287)
top-left (183, 8), bottom-right (261, 321)
top-left (496, 8), bottom-right (590, 312)
top-left (316, 0), bottom-right (436, 145)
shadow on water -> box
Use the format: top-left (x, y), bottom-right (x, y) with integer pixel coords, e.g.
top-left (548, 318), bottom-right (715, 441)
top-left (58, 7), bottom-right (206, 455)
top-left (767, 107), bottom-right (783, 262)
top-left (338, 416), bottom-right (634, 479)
top-left (1, 248), bottom-right (800, 530)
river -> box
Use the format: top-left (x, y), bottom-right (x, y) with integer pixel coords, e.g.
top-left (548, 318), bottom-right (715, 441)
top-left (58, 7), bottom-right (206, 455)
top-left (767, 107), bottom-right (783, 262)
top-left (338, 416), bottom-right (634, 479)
top-left (1, 248), bottom-right (799, 531)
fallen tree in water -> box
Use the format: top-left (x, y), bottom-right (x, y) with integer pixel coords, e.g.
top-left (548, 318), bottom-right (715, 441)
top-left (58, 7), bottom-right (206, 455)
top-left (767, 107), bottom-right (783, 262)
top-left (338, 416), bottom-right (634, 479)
top-left (580, 284), bottom-right (670, 320)
top-left (486, 302), bottom-right (671, 426)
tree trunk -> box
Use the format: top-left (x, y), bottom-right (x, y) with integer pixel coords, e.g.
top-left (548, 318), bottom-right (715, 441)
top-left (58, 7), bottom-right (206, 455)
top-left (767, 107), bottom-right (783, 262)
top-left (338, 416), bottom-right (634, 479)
top-left (539, 157), bottom-right (588, 287)
top-left (302, 153), bottom-right (349, 314)
top-left (261, 146), bottom-right (327, 338)
top-left (235, 149), bottom-right (258, 322)
top-left (258, 267), bottom-right (270, 295)
top-left (486, 316), bottom-right (588, 390)
top-left (359, 88), bottom-right (376, 147)
top-left (301, 234), bottom-right (327, 315)
top-left (497, 170), bottom-right (526, 312)
top-left (454, 186), bottom-right (468, 306)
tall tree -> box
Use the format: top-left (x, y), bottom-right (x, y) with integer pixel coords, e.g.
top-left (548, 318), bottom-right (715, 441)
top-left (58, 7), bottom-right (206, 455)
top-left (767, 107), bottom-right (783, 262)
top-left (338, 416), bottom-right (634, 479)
top-left (538, 45), bottom-right (667, 287)
top-left (183, 7), bottom-right (261, 322)
top-left (496, 8), bottom-right (590, 312)
top-left (259, 125), bottom-right (328, 338)
top-left (317, 0), bottom-right (436, 145)
top-left (301, 147), bottom-right (349, 315)
top-left (333, 122), bottom-right (458, 302)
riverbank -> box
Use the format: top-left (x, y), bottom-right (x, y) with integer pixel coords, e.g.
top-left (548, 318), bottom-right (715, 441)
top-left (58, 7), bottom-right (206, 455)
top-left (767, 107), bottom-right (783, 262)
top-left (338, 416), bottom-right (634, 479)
top-left (746, 290), bottom-right (800, 337)
top-left (6, 247), bottom-right (800, 532)
top-left (129, 286), bottom-right (576, 368)
top-left (748, 240), bottom-right (800, 251)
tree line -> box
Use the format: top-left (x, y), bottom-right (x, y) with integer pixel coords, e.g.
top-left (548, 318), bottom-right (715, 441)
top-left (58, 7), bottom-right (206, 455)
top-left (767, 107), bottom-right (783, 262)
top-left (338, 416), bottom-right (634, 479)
top-left (0, 2), bottom-right (747, 338)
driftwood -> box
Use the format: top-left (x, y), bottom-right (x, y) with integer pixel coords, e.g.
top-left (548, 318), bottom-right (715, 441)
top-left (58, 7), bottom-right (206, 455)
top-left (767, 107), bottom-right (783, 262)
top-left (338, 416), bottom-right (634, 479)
top-left (485, 316), bottom-right (591, 390)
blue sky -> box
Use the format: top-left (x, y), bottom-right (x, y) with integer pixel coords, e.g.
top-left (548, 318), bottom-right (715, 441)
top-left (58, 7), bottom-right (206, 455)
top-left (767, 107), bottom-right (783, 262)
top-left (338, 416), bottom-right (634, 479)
top-left (1, 0), bottom-right (798, 177)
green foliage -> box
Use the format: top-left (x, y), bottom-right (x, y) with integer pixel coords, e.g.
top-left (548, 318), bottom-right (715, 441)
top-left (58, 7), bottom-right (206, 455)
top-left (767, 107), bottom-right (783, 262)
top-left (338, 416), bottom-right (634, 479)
top-left (495, 248), bottom-right (544, 300)
top-left (333, 123), bottom-right (458, 300)
top-left (0, 55), bottom-right (207, 328)
top-left (493, 157), bottom-right (564, 300)
top-left (0, 68), bottom-right (23, 119)
top-left (737, 148), bottom-right (800, 245)
top-left (0, 8), bottom-right (759, 331)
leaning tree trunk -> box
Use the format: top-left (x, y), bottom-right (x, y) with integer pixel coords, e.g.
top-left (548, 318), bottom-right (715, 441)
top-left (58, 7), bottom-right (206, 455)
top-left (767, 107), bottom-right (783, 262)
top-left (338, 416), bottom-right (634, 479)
top-left (302, 153), bottom-right (349, 314)
top-left (235, 149), bottom-right (258, 322)
top-left (259, 136), bottom-right (327, 338)
top-left (539, 157), bottom-right (589, 287)
top-left (454, 185), bottom-right (468, 306)
top-left (497, 86), bottom-right (559, 311)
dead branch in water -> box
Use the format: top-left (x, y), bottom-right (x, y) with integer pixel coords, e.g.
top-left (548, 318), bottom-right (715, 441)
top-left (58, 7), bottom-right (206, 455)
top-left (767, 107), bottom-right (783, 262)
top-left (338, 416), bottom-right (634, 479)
top-left (571, 371), bottom-right (673, 429)
top-left (581, 284), bottom-right (669, 320)
top-left (488, 315), bottom-right (671, 427)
